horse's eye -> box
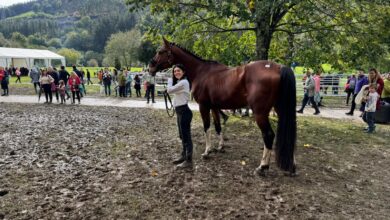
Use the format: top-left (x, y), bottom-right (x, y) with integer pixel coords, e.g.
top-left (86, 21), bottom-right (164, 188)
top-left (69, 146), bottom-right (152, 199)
top-left (158, 50), bottom-right (166, 55)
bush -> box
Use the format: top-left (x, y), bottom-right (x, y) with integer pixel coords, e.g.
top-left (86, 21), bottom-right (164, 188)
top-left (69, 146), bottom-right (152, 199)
top-left (87, 59), bottom-right (99, 67)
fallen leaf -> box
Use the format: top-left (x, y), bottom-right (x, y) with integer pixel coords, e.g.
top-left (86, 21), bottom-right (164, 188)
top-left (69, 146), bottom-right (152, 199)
top-left (304, 144), bottom-right (311, 148)
top-left (151, 170), bottom-right (158, 177)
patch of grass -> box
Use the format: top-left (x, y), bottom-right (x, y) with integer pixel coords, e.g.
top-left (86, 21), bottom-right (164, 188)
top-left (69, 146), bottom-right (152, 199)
top-left (110, 142), bottom-right (128, 155)
top-left (296, 116), bottom-right (390, 160)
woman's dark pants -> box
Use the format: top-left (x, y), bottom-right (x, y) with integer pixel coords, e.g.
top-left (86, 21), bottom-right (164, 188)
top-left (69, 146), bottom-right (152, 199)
top-left (175, 105), bottom-right (193, 161)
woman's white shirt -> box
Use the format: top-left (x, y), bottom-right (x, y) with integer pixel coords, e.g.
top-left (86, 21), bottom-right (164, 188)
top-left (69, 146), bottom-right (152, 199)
top-left (167, 79), bottom-right (190, 107)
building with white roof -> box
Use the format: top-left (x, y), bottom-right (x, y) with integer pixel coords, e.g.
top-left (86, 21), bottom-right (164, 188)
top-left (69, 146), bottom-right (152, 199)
top-left (0, 47), bottom-right (66, 69)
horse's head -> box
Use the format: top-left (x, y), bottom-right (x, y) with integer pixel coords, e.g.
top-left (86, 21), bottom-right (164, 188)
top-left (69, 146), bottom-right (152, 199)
top-left (149, 37), bottom-right (174, 75)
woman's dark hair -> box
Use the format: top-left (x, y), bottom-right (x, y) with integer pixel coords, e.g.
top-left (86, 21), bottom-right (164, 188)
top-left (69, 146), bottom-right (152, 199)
top-left (172, 64), bottom-right (186, 86)
top-left (368, 67), bottom-right (382, 83)
top-left (369, 68), bottom-right (378, 74)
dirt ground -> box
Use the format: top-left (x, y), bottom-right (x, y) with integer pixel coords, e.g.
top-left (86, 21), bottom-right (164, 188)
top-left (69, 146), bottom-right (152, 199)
top-left (0, 103), bottom-right (389, 219)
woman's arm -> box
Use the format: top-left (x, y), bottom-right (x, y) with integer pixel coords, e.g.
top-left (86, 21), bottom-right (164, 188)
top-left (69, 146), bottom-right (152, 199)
top-left (167, 80), bottom-right (185, 94)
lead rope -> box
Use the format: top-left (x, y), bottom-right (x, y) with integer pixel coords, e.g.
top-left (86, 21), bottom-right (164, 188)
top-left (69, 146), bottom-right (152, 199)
top-left (163, 91), bottom-right (175, 117)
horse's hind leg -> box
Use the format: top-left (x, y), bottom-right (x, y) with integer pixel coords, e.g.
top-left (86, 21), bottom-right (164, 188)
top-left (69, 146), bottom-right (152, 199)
top-left (200, 104), bottom-right (212, 158)
top-left (212, 109), bottom-right (224, 151)
top-left (254, 114), bottom-right (275, 176)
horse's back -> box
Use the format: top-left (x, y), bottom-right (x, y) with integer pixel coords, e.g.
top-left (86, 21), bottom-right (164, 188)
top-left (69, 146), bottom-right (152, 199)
top-left (193, 60), bottom-right (283, 109)
top-left (243, 61), bottom-right (283, 111)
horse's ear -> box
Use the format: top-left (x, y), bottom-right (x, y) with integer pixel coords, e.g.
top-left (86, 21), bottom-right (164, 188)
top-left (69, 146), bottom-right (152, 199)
top-left (162, 37), bottom-right (170, 48)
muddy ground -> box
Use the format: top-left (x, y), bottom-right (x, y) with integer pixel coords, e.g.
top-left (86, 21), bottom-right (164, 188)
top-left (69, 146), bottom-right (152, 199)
top-left (0, 103), bottom-right (389, 219)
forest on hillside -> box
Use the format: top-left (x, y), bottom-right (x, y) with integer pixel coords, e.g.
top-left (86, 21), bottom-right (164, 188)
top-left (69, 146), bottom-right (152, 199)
top-left (0, 0), bottom-right (151, 67)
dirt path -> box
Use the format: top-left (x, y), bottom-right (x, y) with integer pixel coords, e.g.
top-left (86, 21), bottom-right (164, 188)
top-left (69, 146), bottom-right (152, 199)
top-left (0, 102), bottom-right (389, 219)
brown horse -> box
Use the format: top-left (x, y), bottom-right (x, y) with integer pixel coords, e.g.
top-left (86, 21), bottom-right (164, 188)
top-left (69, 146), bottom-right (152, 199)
top-left (150, 38), bottom-right (297, 175)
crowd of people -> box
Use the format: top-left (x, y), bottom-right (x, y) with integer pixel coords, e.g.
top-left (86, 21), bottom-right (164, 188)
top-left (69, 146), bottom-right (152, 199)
top-left (297, 68), bottom-right (390, 133)
top-left (0, 65), bottom-right (161, 104)
top-left (344, 69), bottom-right (390, 133)
top-left (95, 67), bottom-right (145, 99)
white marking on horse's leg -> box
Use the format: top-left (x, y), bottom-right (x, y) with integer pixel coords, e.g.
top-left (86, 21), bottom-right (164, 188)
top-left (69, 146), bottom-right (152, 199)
top-left (217, 132), bottom-right (224, 150)
top-left (255, 146), bottom-right (272, 176)
top-left (202, 130), bottom-right (212, 157)
top-left (260, 146), bottom-right (271, 167)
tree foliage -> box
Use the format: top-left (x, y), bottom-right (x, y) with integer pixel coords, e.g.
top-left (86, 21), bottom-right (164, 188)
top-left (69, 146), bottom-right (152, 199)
top-left (127, 0), bottom-right (390, 71)
top-left (57, 48), bottom-right (82, 66)
top-left (104, 29), bottom-right (142, 67)
top-left (137, 39), bottom-right (158, 65)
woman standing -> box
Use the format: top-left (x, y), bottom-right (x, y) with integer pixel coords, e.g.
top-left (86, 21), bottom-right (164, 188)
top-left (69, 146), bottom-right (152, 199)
top-left (15, 67), bottom-right (21, 83)
top-left (134, 74), bottom-right (141, 97)
top-left (167, 64), bottom-right (194, 168)
top-left (345, 74), bottom-right (356, 105)
top-left (118, 70), bottom-right (126, 97)
top-left (367, 68), bottom-right (384, 110)
top-left (125, 70), bottom-right (133, 97)
top-left (48, 67), bottom-right (60, 102)
top-left (39, 70), bottom-right (54, 103)
top-left (102, 68), bottom-right (112, 96)
top-left (0, 66), bottom-right (9, 96)
top-left (68, 71), bottom-right (81, 104)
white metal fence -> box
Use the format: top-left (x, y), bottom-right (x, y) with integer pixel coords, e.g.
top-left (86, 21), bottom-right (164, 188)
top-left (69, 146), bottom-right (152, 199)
top-left (296, 74), bottom-right (350, 96)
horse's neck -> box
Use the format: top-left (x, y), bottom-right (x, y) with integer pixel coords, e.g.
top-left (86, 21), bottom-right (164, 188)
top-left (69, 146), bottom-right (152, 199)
top-left (173, 49), bottom-right (226, 82)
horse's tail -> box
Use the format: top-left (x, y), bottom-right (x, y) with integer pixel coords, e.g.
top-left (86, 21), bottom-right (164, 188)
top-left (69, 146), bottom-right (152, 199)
top-left (275, 66), bottom-right (297, 172)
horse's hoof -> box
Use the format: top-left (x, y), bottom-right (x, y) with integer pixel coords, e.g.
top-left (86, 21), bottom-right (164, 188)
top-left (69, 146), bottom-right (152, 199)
top-left (284, 171), bottom-right (297, 177)
top-left (254, 165), bottom-right (269, 176)
top-left (201, 153), bottom-right (210, 159)
top-left (216, 148), bottom-right (225, 153)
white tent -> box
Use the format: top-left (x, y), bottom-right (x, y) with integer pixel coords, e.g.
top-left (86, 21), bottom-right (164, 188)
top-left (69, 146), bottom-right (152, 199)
top-left (0, 47), bottom-right (66, 69)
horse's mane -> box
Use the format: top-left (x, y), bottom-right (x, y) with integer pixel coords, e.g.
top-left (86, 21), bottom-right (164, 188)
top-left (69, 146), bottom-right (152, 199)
top-left (170, 42), bottom-right (220, 64)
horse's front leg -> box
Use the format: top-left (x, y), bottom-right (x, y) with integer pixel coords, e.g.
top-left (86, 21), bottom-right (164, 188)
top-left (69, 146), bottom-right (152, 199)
top-left (212, 109), bottom-right (224, 151)
top-left (200, 105), bottom-right (212, 158)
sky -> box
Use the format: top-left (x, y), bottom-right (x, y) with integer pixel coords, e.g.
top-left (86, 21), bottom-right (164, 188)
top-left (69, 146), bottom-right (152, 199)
top-left (0, 0), bottom-right (33, 7)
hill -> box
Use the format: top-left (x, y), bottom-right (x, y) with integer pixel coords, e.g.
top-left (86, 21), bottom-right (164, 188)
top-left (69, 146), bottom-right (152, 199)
top-left (0, 0), bottom-right (138, 54)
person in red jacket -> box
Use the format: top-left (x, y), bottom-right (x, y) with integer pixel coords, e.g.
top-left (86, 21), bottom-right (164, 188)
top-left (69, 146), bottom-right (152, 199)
top-left (0, 66), bottom-right (6, 96)
top-left (68, 71), bottom-right (81, 104)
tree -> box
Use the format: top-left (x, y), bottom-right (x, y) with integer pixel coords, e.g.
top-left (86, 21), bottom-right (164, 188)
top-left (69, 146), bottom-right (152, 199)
top-left (87, 59), bottom-right (99, 67)
top-left (84, 51), bottom-right (104, 66)
top-left (92, 13), bottom-right (137, 52)
top-left (64, 31), bottom-right (93, 51)
top-left (47, 38), bottom-right (62, 48)
top-left (27, 34), bottom-right (47, 47)
top-left (104, 29), bottom-right (141, 67)
top-left (114, 57), bottom-right (121, 70)
top-left (0, 33), bottom-right (11, 47)
top-left (127, 0), bottom-right (390, 68)
top-left (10, 32), bottom-right (27, 47)
top-left (137, 40), bottom-right (158, 65)
top-left (57, 48), bottom-right (82, 66)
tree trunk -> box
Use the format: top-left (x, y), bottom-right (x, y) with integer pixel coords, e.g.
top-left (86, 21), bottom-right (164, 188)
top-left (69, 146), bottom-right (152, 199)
top-left (255, 21), bottom-right (272, 60)
top-left (286, 32), bottom-right (294, 66)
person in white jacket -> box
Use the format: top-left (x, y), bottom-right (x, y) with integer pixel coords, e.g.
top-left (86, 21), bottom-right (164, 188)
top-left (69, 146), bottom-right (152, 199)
top-left (363, 84), bottom-right (379, 133)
